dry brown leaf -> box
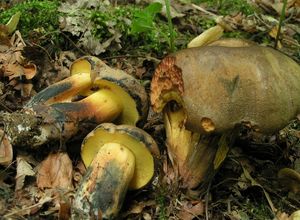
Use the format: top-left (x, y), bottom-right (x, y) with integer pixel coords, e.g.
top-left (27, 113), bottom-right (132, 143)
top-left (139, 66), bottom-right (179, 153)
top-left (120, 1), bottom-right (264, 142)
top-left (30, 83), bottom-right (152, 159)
top-left (59, 202), bottom-right (71, 220)
top-left (0, 129), bottom-right (13, 166)
top-left (15, 156), bottom-right (35, 191)
top-left (21, 83), bottom-right (34, 97)
top-left (23, 63), bottom-right (37, 80)
top-left (37, 152), bottom-right (73, 190)
top-left (177, 200), bottom-right (204, 220)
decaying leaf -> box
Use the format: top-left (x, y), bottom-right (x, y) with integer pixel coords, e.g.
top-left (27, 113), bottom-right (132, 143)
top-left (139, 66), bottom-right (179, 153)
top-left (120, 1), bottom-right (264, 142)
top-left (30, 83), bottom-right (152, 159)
top-left (0, 31), bottom-right (37, 96)
top-left (15, 156), bottom-right (35, 191)
top-left (0, 128), bottom-right (13, 166)
top-left (177, 200), bottom-right (204, 220)
top-left (37, 152), bottom-right (73, 190)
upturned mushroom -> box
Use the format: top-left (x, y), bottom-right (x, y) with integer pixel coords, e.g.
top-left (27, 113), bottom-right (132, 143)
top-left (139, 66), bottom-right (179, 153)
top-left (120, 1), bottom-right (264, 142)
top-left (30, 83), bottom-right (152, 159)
top-left (0, 56), bottom-right (148, 147)
top-left (150, 38), bottom-right (300, 188)
top-left (72, 123), bottom-right (160, 219)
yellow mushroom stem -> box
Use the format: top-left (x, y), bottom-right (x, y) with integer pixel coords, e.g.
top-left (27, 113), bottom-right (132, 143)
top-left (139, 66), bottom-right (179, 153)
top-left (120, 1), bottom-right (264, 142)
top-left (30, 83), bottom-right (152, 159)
top-left (26, 73), bottom-right (92, 107)
top-left (72, 142), bottom-right (135, 219)
top-left (32, 89), bottom-right (123, 146)
top-left (164, 105), bottom-right (220, 188)
top-left (50, 88), bottom-right (123, 124)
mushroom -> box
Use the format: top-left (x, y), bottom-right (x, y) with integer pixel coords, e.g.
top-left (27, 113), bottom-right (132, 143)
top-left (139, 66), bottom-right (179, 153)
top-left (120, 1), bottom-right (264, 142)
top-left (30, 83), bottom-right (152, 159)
top-left (1, 56), bottom-right (148, 147)
top-left (150, 38), bottom-right (300, 188)
top-left (72, 123), bottom-right (160, 219)
top-left (278, 168), bottom-right (300, 194)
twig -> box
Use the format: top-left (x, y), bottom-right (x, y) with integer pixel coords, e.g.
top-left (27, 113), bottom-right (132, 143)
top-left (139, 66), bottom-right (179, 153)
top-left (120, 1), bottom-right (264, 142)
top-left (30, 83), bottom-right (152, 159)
top-left (205, 181), bottom-right (212, 220)
top-left (102, 54), bottom-right (161, 63)
top-left (274, 0), bottom-right (288, 49)
top-left (4, 196), bottom-right (55, 218)
top-left (191, 4), bottom-right (219, 19)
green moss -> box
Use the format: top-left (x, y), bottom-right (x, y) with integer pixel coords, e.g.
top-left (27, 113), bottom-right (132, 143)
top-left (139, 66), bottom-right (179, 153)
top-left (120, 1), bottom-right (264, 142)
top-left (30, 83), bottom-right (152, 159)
top-left (89, 5), bottom-right (178, 56)
top-left (193, 0), bottom-right (257, 15)
top-left (0, 0), bottom-right (60, 38)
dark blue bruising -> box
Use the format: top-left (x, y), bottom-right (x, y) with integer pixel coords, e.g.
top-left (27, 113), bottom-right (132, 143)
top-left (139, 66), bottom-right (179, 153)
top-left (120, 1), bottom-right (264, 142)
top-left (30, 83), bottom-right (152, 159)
top-left (219, 75), bottom-right (240, 96)
top-left (50, 102), bottom-right (86, 122)
top-left (25, 82), bottom-right (73, 108)
top-left (92, 162), bottom-right (125, 218)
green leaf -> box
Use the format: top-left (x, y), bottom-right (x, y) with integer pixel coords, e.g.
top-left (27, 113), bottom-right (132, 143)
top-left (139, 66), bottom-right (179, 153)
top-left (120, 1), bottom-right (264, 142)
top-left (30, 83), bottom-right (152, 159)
top-left (6, 11), bottom-right (21, 34)
top-left (144, 2), bottom-right (163, 17)
top-left (131, 3), bottom-right (162, 34)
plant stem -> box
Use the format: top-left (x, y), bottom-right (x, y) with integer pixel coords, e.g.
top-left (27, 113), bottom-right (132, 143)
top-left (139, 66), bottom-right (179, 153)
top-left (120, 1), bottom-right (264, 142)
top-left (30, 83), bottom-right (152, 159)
top-left (274, 0), bottom-right (287, 49)
top-left (164, 0), bottom-right (175, 52)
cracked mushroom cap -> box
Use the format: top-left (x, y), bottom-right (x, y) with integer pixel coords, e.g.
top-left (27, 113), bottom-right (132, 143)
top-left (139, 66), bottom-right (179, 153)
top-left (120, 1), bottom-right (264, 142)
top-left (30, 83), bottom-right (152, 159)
top-left (81, 123), bottom-right (160, 190)
top-left (151, 39), bottom-right (300, 134)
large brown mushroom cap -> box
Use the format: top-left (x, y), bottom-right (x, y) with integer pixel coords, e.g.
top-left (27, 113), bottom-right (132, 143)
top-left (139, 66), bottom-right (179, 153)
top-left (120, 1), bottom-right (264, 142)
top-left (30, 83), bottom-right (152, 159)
top-left (151, 40), bottom-right (300, 134)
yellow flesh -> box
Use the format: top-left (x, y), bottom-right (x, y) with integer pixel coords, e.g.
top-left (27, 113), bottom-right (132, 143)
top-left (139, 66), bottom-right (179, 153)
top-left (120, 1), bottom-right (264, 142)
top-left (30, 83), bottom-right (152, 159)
top-left (70, 59), bottom-right (91, 75)
top-left (74, 143), bottom-right (135, 219)
top-left (81, 129), bottom-right (154, 190)
top-left (71, 59), bottom-right (139, 125)
top-left (79, 89), bottom-right (123, 123)
top-left (93, 80), bottom-right (138, 125)
top-left (164, 107), bottom-right (195, 165)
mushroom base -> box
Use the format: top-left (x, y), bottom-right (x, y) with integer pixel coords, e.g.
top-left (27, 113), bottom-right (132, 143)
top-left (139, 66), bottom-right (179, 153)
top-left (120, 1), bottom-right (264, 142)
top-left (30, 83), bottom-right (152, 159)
top-left (164, 105), bottom-right (238, 189)
top-left (73, 143), bottom-right (135, 219)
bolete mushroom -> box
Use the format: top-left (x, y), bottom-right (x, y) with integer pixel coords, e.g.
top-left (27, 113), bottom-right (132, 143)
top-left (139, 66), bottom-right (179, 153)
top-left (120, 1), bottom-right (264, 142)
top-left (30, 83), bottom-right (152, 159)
top-left (26, 56), bottom-right (148, 125)
top-left (1, 56), bottom-right (148, 147)
top-left (150, 38), bottom-right (300, 188)
top-left (72, 123), bottom-right (160, 219)
top-left (278, 168), bottom-right (300, 194)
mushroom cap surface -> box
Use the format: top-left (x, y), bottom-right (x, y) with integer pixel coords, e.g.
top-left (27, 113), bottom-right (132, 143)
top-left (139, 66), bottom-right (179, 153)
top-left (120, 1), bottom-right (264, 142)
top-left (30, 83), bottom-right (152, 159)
top-left (151, 41), bottom-right (300, 134)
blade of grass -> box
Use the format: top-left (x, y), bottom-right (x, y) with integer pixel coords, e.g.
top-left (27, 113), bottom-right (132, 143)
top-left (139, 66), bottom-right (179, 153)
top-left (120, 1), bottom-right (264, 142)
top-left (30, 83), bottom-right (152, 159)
top-left (274, 0), bottom-right (288, 49)
top-left (165, 0), bottom-right (175, 52)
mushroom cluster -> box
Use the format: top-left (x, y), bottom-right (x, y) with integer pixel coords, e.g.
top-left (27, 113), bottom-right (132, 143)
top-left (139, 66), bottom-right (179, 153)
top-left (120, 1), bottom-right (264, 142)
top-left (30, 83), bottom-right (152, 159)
top-left (1, 38), bottom-right (300, 219)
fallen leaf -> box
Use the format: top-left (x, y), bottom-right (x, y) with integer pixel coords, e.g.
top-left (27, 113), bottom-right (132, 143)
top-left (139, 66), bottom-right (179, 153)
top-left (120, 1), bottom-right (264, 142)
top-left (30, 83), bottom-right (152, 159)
top-left (177, 200), bottom-right (204, 220)
top-left (15, 156), bottom-right (35, 191)
top-left (23, 63), bottom-right (37, 80)
top-left (59, 202), bottom-right (71, 220)
top-left (37, 152), bottom-right (73, 190)
top-left (0, 129), bottom-right (13, 166)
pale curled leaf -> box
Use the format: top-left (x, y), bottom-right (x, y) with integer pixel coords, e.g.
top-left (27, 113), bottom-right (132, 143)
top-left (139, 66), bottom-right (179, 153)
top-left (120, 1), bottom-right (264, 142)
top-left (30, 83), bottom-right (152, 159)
top-left (0, 129), bottom-right (13, 166)
top-left (16, 156), bottom-right (35, 191)
top-left (37, 152), bottom-right (73, 190)
top-left (6, 12), bottom-right (21, 34)
top-left (177, 201), bottom-right (204, 220)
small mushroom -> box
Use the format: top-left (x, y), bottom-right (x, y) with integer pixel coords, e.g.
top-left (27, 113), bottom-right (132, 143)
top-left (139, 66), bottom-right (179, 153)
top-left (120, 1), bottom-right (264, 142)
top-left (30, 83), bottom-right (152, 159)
top-left (150, 38), bottom-right (300, 188)
top-left (72, 123), bottom-right (160, 219)
top-left (1, 56), bottom-right (148, 147)
top-left (278, 168), bottom-right (300, 194)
